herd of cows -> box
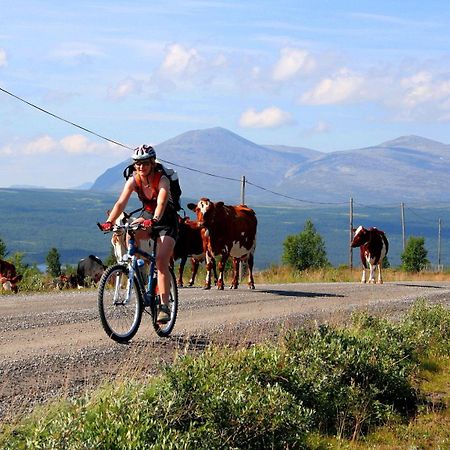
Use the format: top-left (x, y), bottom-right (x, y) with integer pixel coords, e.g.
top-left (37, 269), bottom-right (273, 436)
top-left (0, 198), bottom-right (389, 293)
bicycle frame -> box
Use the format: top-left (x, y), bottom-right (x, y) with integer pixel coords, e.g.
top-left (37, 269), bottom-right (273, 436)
top-left (117, 223), bottom-right (158, 307)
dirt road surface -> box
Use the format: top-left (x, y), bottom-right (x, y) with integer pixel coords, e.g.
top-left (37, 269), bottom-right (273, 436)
top-left (1, 281), bottom-right (450, 424)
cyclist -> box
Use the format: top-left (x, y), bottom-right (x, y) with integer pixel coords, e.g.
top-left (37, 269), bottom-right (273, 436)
top-left (99, 145), bottom-right (178, 323)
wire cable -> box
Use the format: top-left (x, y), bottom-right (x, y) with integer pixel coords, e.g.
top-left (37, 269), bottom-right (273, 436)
top-left (0, 86), bottom-right (133, 150)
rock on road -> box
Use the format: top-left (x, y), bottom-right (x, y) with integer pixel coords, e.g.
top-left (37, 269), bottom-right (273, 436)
top-left (1, 281), bottom-right (450, 423)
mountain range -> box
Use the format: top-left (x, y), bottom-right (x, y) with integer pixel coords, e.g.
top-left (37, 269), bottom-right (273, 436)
top-left (91, 127), bottom-right (450, 205)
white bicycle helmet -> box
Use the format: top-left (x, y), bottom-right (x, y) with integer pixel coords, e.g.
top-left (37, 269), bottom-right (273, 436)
top-left (132, 144), bottom-right (156, 161)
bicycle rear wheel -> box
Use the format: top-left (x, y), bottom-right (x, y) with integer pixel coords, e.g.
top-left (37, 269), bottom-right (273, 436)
top-left (98, 264), bottom-right (143, 343)
top-left (153, 268), bottom-right (178, 337)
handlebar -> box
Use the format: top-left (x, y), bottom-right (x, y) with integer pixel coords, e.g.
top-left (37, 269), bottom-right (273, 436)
top-left (97, 221), bottom-right (165, 241)
top-left (97, 222), bottom-right (146, 234)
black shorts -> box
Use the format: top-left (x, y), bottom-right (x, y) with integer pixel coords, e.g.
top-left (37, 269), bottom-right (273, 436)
top-left (140, 207), bottom-right (178, 240)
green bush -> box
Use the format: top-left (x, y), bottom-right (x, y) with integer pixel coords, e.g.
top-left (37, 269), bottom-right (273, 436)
top-left (282, 219), bottom-right (330, 271)
top-left (1, 301), bottom-right (449, 449)
top-left (401, 236), bottom-right (430, 272)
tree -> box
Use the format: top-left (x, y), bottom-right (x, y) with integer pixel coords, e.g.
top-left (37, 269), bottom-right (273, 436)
top-left (0, 237), bottom-right (7, 259)
top-left (46, 247), bottom-right (62, 277)
top-left (401, 236), bottom-right (429, 272)
top-left (282, 219), bottom-right (330, 271)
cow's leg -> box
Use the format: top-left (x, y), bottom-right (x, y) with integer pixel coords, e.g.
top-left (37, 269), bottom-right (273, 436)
top-left (361, 267), bottom-right (366, 283)
top-left (217, 254), bottom-right (229, 290)
top-left (203, 253), bottom-right (213, 290)
top-left (211, 257), bottom-right (218, 286)
top-left (368, 262), bottom-right (376, 283)
top-left (230, 257), bottom-right (239, 289)
top-left (377, 263), bottom-right (383, 284)
top-left (189, 258), bottom-right (200, 286)
top-left (247, 253), bottom-right (255, 289)
top-left (177, 256), bottom-right (186, 288)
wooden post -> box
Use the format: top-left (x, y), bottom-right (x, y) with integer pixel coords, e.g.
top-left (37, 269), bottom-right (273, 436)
top-left (240, 175), bottom-right (246, 205)
top-left (401, 202), bottom-right (406, 251)
top-left (349, 197), bottom-right (353, 269)
top-left (438, 218), bottom-right (442, 269)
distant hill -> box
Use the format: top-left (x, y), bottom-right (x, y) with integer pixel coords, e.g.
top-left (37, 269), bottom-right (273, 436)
top-left (90, 127), bottom-right (320, 203)
top-left (90, 128), bottom-right (450, 205)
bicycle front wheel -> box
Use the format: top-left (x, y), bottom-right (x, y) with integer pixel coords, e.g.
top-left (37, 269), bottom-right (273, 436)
top-left (153, 268), bottom-right (178, 337)
top-left (98, 264), bottom-right (143, 343)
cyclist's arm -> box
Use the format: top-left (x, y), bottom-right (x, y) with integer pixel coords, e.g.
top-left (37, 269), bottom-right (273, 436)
top-left (153, 175), bottom-right (170, 221)
top-left (106, 178), bottom-right (135, 224)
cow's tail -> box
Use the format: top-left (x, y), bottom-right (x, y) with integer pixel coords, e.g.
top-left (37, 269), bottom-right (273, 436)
top-left (381, 233), bottom-right (389, 256)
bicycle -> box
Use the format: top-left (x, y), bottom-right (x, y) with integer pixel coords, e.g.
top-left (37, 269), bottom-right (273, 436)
top-left (97, 220), bottom-right (178, 342)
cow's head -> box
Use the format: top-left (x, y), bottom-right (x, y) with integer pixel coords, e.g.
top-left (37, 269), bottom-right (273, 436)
top-left (351, 226), bottom-right (368, 248)
top-left (187, 198), bottom-right (216, 227)
top-left (110, 212), bottom-right (132, 262)
top-left (0, 273), bottom-right (22, 293)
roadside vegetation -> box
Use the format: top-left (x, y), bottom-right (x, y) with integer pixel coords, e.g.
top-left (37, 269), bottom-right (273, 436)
top-left (0, 300), bottom-right (448, 449)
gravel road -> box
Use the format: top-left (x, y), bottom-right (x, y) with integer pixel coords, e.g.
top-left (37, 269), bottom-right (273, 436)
top-left (1, 281), bottom-right (450, 424)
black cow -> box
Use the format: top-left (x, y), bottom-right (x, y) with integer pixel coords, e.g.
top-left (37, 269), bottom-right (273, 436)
top-left (0, 259), bottom-right (22, 293)
top-left (77, 255), bottom-right (106, 288)
top-left (351, 226), bottom-right (389, 284)
top-left (173, 216), bottom-right (218, 288)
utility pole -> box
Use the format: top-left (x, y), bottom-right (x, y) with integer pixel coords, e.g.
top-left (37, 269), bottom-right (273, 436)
top-left (438, 218), bottom-right (442, 269)
top-left (401, 202), bottom-right (406, 251)
top-left (349, 197), bottom-right (353, 269)
top-left (240, 175), bottom-right (246, 205)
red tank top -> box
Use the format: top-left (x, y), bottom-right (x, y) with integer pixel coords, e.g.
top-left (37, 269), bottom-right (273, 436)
top-left (133, 171), bottom-right (163, 213)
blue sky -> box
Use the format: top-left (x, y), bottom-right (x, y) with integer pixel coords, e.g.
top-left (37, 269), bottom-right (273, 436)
top-left (1, 0), bottom-right (450, 188)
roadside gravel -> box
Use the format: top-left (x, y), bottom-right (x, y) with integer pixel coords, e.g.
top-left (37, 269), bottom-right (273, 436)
top-left (1, 281), bottom-right (449, 425)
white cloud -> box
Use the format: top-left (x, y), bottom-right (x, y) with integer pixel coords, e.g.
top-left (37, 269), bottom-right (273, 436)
top-left (60, 135), bottom-right (121, 154)
top-left (24, 136), bottom-right (58, 155)
top-left (50, 43), bottom-right (104, 65)
top-left (108, 77), bottom-right (143, 100)
top-left (0, 49), bottom-right (7, 67)
top-left (272, 47), bottom-right (316, 81)
top-left (300, 69), bottom-right (366, 105)
top-left (160, 43), bottom-right (203, 77)
top-left (0, 144), bottom-right (13, 156)
top-left (400, 71), bottom-right (450, 109)
top-left (0, 135), bottom-right (120, 158)
top-left (310, 121), bottom-right (330, 134)
top-left (239, 106), bottom-right (294, 128)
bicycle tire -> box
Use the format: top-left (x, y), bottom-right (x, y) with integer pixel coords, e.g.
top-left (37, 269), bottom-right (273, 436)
top-left (98, 264), bottom-right (143, 343)
top-left (152, 267), bottom-right (178, 337)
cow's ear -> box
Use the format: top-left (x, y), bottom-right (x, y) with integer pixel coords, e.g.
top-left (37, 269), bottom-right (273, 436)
top-left (216, 201), bottom-right (224, 208)
top-left (187, 203), bottom-right (196, 211)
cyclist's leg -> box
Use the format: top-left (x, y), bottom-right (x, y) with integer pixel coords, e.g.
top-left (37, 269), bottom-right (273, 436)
top-left (156, 234), bottom-right (176, 305)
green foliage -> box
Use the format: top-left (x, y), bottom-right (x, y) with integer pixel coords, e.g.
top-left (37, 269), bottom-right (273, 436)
top-left (19, 265), bottom-right (46, 291)
top-left (2, 300), bottom-right (448, 448)
top-left (46, 247), bottom-right (61, 277)
top-left (0, 236), bottom-right (7, 259)
top-left (282, 219), bottom-right (330, 271)
top-left (401, 236), bottom-right (430, 272)
top-left (6, 252), bottom-right (28, 276)
top-left (104, 246), bottom-right (117, 267)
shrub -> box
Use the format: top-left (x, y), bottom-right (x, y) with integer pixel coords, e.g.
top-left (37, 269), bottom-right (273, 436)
top-left (282, 219), bottom-right (330, 271)
top-left (401, 236), bottom-right (429, 272)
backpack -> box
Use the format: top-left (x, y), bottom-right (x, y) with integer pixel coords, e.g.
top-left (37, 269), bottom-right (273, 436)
top-left (123, 160), bottom-right (182, 212)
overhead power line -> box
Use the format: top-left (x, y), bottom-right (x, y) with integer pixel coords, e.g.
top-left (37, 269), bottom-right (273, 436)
top-left (0, 85), bottom-right (352, 206)
top-left (0, 87), bottom-right (133, 150)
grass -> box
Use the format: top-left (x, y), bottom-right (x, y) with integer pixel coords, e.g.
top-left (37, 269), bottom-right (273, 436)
top-left (0, 301), bottom-right (448, 449)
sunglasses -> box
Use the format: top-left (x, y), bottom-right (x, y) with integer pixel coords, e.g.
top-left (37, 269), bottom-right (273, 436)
top-left (134, 161), bottom-right (153, 167)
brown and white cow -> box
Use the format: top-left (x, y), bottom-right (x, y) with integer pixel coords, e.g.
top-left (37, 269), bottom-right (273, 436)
top-left (351, 226), bottom-right (389, 284)
top-left (188, 199), bottom-right (257, 290)
top-left (173, 216), bottom-right (218, 288)
top-left (110, 212), bottom-right (152, 263)
top-left (0, 259), bottom-right (22, 293)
